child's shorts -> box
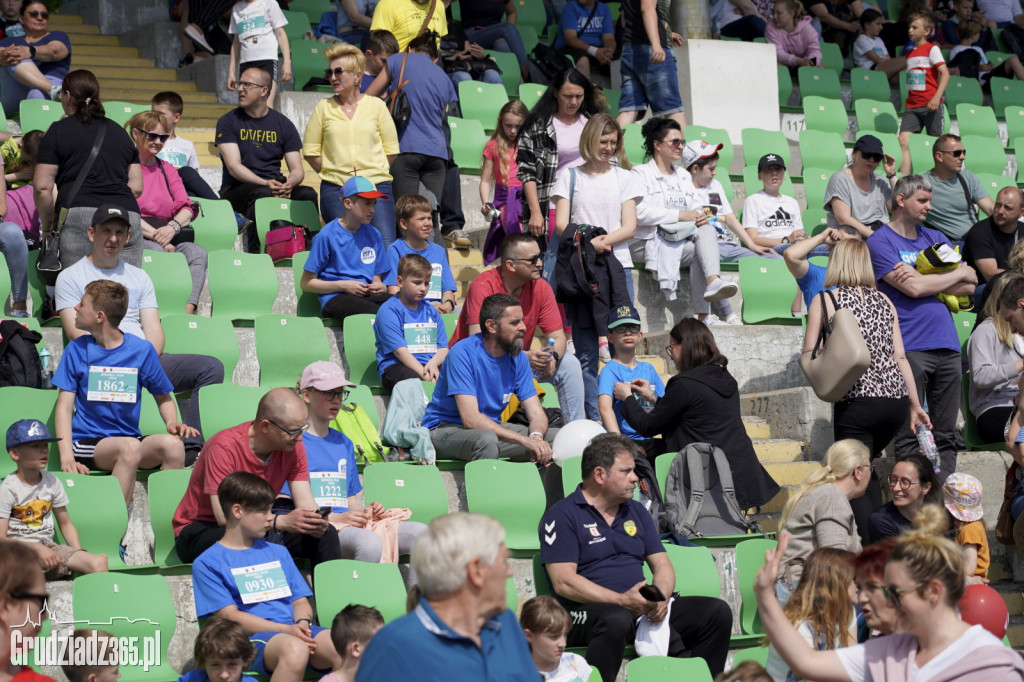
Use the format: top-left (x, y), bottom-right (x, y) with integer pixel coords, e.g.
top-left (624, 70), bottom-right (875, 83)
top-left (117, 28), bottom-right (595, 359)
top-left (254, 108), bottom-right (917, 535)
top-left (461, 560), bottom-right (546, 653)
top-left (241, 59), bottom-right (279, 82)
top-left (899, 105), bottom-right (944, 136)
top-left (250, 626), bottom-right (329, 677)
top-left (40, 538), bottom-right (81, 579)
top-left (72, 436), bottom-right (147, 470)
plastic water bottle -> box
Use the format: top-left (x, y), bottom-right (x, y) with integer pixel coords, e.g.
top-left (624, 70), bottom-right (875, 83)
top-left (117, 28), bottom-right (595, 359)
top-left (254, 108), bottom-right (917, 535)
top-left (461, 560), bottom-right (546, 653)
top-left (915, 424), bottom-right (941, 474)
top-left (533, 338), bottom-right (556, 378)
top-left (38, 346), bottom-right (52, 390)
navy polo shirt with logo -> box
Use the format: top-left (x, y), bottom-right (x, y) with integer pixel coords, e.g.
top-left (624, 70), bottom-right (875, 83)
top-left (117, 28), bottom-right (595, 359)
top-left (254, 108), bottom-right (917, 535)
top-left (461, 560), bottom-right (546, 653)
top-left (540, 486), bottom-right (664, 600)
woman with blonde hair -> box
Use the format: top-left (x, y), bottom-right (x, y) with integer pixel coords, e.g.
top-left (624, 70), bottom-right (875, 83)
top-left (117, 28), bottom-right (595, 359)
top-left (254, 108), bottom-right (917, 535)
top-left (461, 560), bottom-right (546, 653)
top-left (765, 547), bottom-right (858, 682)
top-left (967, 274), bottom-right (1022, 443)
top-left (755, 505), bottom-right (1024, 680)
top-left (303, 42), bottom-right (399, 243)
top-left (803, 238), bottom-right (928, 545)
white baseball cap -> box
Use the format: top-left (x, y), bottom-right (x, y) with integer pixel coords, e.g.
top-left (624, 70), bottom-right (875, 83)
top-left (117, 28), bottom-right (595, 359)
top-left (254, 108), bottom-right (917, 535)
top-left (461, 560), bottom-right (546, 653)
top-left (682, 140), bottom-right (723, 168)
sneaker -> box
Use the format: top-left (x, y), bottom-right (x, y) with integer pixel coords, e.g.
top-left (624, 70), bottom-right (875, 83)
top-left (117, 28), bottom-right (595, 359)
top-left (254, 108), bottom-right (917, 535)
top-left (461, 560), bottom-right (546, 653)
top-left (703, 278), bottom-right (738, 302)
top-left (443, 228), bottom-right (472, 249)
top-left (236, 213), bottom-right (254, 235)
top-left (177, 52), bottom-right (195, 68)
top-left (184, 23), bottom-right (215, 54)
top-left (724, 313), bottom-right (742, 325)
top-left (49, 84), bottom-right (61, 101)
top-left (566, 339), bottom-right (576, 355)
top-left (702, 316), bottom-right (725, 326)
top-left (8, 310), bottom-right (30, 319)
top-left (598, 342), bottom-right (611, 362)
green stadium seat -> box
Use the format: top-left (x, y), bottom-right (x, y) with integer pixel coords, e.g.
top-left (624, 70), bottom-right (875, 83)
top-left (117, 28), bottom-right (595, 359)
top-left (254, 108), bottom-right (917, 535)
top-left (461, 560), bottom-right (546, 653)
top-left (161, 314), bottom-right (240, 382)
top-left (627, 657), bottom-right (713, 682)
top-left (642, 545), bottom-right (721, 598)
top-left (487, 50), bottom-right (521, 97)
top-left (944, 75), bottom-right (984, 110)
top-left (198, 384), bottom-right (267, 438)
top-left (0, 102), bottom-right (7, 133)
top-left (955, 103), bottom-right (999, 140)
top-left (987, 50), bottom-right (1012, 66)
top-left (801, 167), bottom-right (832, 211)
top-left (104, 101), bottom-right (149, 128)
top-left (898, 69), bottom-right (908, 110)
top-left (819, 41), bottom-right (844, 76)
top-left (207, 251), bottom-right (279, 323)
top-left (0, 259), bottom-right (9, 310)
top-left (961, 373), bottom-right (1005, 451)
top-left (362, 463), bottom-right (449, 524)
top-left (603, 87), bottom-right (621, 115)
top-left (254, 314), bottom-right (331, 387)
top-left (797, 65), bottom-right (840, 101)
top-left (72, 573), bottom-right (178, 681)
top-left (850, 67), bottom-right (892, 103)
top-left (140, 250), bottom-right (191, 314)
top-left (953, 309), bottom-right (975, 348)
top-left (458, 80), bottom-right (507, 129)
top-left (517, 23), bottom-right (540, 54)
top-left (281, 9), bottom-right (311, 43)
top-left (0, 387), bottom-right (57, 476)
top-left (798, 130), bottom-right (848, 172)
top-left (1005, 107), bottom-right (1024, 146)
top-left (465, 460), bottom-right (545, 555)
top-left (559, 455), bottom-right (582, 497)
top-left (803, 207), bottom-right (828, 235)
top-left (777, 64), bottom-right (793, 107)
top-left (519, 82), bottom-right (546, 110)
top-left (975, 172), bottom-right (1012, 198)
top-left (19, 100), bottom-right (61, 133)
top-left (990, 77), bottom-right (1024, 112)
top-left (288, 0), bottom-right (331, 23)
top-left (742, 165), bottom-right (795, 198)
top-left (291, 251), bottom-right (326, 320)
top-left (292, 39), bottom-right (332, 92)
top-left (732, 647), bottom-right (770, 666)
top-left (513, 0), bottom-right (548, 36)
top-left (741, 128), bottom-right (790, 169)
top-left (736, 537), bottom-right (778, 635)
top-left (448, 116), bottom-right (488, 173)
top-left (138, 393), bottom-right (180, 438)
top-left (342, 313), bottom-right (380, 388)
top-left (685, 125), bottom-right (734, 174)
top-left (146, 468), bottom-right (191, 569)
top-left (961, 134), bottom-right (1008, 175)
top-left (313, 560), bottom-right (407, 625)
top-left (854, 98), bottom-right (899, 135)
top-left (190, 197), bottom-right (239, 252)
top-left (739, 258), bottom-right (800, 325)
top-left (254, 196), bottom-right (322, 234)
top-left (802, 95), bottom-right (848, 135)
top-left (623, 122), bottom-right (645, 165)
top-left (908, 134), bottom-right (937, 173)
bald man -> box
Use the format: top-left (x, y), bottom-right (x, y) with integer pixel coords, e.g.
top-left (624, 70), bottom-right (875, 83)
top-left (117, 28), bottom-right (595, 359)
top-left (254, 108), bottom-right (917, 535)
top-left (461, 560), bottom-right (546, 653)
top-left (963, 186), bottom-right (1024, 284)
top-left (172, 387), bottom-right (342, 565)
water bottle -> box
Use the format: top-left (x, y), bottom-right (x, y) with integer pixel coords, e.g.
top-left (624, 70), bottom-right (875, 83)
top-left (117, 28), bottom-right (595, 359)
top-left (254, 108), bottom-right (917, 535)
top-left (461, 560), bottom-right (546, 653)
top-left (915, 424), bottom-right (941, 474)
top-left (533, 338), bottom-right (556, 378)
top-left (38, 346), bottom-right (52, 390)
top-left (484, 203), bottom-right (500, 222)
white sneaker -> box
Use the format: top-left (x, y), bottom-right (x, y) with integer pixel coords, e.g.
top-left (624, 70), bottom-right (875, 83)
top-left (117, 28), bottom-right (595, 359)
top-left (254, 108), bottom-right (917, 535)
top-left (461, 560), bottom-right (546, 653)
top-left (703, 278), bottom-right (738, 302)
top-left (701, 316), bottom-right (725, 326)
top-left (184, 24), bottom-right (215, 54)
top-left (725, 313), bottom-right (742, 325)
top-left (566, 339), bottom-right (576, 355)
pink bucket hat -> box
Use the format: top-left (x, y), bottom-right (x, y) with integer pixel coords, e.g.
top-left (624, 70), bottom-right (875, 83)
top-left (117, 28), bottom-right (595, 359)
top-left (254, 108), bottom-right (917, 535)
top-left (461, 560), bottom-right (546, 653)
top-left (943, 473), bottom-right (983, 523)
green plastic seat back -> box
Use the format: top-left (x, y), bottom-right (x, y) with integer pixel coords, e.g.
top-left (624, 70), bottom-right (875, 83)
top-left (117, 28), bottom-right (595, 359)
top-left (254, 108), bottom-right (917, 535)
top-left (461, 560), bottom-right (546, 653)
top-left (313, 559), bottom-right (407, 625)
top-left (819, 41), bottom-right (844, 76)
top-left (741, 128), bottom-right (790, 169)
top-left (797, 65), bottom-right (840, 100)
top-left (802, 95), bottom-right (848, 135)
top-left (517, 23), bottom-right (540, 53)
top-left (742, 165), bottom-right (795, 198)
top-left (961, 373), bottom-right (1005, 451)
top-left (254, 314), bottom-right (331, 388)
top-left (138, 393), bottom-right (180, 437)
top-left (850, 67), bottom-right (891, 103)
top-left (0, 387), bottom-right (58, 476)
top-left (974, 173), bottom-right (1012, 200)
top-left (560, 455), bottom-right (583, 497)
top-left (854, 98), bottom-right (899, 135)
top-left (362, 463), bottom-right (448, 524)
top-left (198, 384), bottom-right (268, 439)
top-left (19, 100), bottom-right (62, 133)
top-left (798, 130), bottom-right (848, 172)
top-left (991, 76), bottom-right (1024, 111)
top-left (623, 122), bottom-right (646, 165)
top-left (532, 552), bottom-right (554, 596)
top-left (603, 87), bottom-right (621, 115)
top-left (207, 251), bottom-right (279, 323)
top-left (736, 537), bottom-right (778, 634)
top-left (953, 310), bottom-right (975, 348)
top-left (732, 646), bottom-right (770, 666)
top-left (191, 197), bottom-right (241, 252)
top-left (955, 103), bottom-right (999, 139)
top-left (290, 250), bottom-right (325, 320)
top-left (141, 250), bottom-right (191, 314)
top-left (254, 196), bottom-right (322, 234)
top-left (519, 82), bottom-right (546, 110)
top-left (686, 125), bottom-right (734, 174)
top-left (342, 313), bottom-right (380, 387)
top-left (627, 656), bottom-right (713, 682)
top-left (458, 80), bottom-right (508, 129)
top-left (801, 167), bottom-right (833, 211)
top-left (513, 0), bottom-right (548, 36)
top-left (642, 545), bottom-right (721, 598)
top-left (908, 134), bottom-right (938, 173)
top-left (944, 75), bottom-right (984, 110)
top-left (777, 64), bottom-right (793, 106)
top-left (487, 50), bottom-right (521, 96)
top-left (866, 131), bottom-right (900, 175)
top-left (465, 460), bottom-right (545, 554)
top-left (58, 473), bottom-right (133, 570)
top-left (961, 134), bottom-right (1008, 175)
top-left (739, 258), bottom-right (801, 325)
top-left (281, 9), bottom-right (311, 43)
top-left (803, 208), bottom-right (828, 235)
top-left (448, 116), bottom-right (488, 173)
top-left (147, 469), bottom-right (192, 568)
top-left (161, 314), bottom-right (240, 381)
top-left (1004, 106), bottom-right (1024, 146)
top-left (292, 39), bottom-right (331, 91)
top-left (104, 101), bottom-right (149, 128)
top-left (288, 0), bottom-right (331, 22)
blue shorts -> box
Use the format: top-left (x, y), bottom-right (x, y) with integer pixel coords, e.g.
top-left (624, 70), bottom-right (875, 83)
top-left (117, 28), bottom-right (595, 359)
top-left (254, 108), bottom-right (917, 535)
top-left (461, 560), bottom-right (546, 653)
top-left (250, 625), bottom-right (329, 677)
top-left (619, 43), bottom-right (684, 116)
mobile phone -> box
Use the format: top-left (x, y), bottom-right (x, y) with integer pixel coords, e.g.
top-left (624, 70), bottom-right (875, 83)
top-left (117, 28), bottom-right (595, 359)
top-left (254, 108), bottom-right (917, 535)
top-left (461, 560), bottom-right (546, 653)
top-left (639, 583), bottom-right (666, 602)
top-left (317, 506), bottom-right (331, 518)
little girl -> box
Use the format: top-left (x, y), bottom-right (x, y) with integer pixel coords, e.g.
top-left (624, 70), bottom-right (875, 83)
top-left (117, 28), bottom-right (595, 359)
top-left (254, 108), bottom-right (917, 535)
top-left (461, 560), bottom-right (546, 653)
top-left (854, 9), bottom-right (908, 82)
top-left (480, 99), bottom-right (528, 265)
top-left (765, 0), bottom-right (822, 73)
top-left (943, 472), bottom-right (990, 584)
top-left (520, 596), bottom-right (592, 681)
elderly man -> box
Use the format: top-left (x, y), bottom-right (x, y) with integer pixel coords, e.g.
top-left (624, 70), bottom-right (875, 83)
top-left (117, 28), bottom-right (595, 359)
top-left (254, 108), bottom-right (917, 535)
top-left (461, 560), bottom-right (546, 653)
top-left (451, 233), bottom-right (585, 422)
top-left (172, 387), bottom-right (342, 566)
top-left (215, 65), bottom-right (318, 252)
top-left (963, 186), bottom-right (1024, 284)
top-left (540, 434), bottom-right (733, 682)
top-left (923, 134), bottom-right (995, 243)
top-left (356, 513), bottom-right (537, 681)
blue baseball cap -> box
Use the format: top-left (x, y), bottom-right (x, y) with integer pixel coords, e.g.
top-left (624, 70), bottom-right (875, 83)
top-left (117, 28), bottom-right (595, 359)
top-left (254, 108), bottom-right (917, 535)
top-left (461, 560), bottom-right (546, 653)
top-left (6, 419), bottom-right (60, 450)
top-left (343, 176), bottom-right (388, 199)
top-left (608, 305), bottom-right (641, 329)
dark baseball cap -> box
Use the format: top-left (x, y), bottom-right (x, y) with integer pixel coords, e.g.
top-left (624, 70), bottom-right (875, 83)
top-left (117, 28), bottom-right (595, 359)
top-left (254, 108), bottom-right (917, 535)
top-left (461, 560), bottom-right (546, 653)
top-left (91, 204), bottom-right (131, 228)
top-left (608, 304), bottom-right (641, 329)
top-left (853, 134), bottom-right (884, 156)
top-left (6, 419), bottom-right (60, 450)
top-left (757, 154), bottom-right (786, 172)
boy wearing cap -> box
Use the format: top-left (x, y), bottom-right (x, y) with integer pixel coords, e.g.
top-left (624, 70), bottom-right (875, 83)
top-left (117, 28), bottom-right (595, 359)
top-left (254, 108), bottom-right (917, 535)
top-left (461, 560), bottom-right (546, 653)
top-left (0, 419), bottom-right (108, 577)
top-left (597, 306), bottom-right (665, 439)
top-left (943, 472), bottom-right (989, 584)
top-left (744, 154), bottom-right (826, 257)
top-left (300, 176), bottom-right (391, 324)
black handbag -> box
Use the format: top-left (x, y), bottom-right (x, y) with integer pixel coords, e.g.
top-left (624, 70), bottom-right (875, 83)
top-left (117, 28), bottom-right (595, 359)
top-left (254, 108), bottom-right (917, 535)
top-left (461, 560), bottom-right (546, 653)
top-left (37, 123), bottom-right (107, 286)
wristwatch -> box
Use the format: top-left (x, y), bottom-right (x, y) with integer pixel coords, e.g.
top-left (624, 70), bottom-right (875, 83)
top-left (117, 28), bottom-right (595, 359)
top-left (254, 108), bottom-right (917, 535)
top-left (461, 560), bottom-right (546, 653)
top-left (28, 45), bottom-right (35, 58)
top-left (551, 350), bottom-right (561, 363)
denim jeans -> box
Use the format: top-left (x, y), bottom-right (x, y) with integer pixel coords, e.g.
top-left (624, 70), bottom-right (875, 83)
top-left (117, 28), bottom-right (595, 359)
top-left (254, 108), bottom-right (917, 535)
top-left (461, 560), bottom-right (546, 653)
top-left (0, 221), bottom-right (27, 303)
top-left (465, 23), bottom-right (529, 67)
top-left (619, 43), bottom-right (684, 116)
top-left (320, 180), bottom-right (397, 248)
top-left (572, 325), bottom-right (602, 420)
top-left (450, 68), bottom-right (504, 86)
top-left (0, 68), bottom-right (60, 115)
top-left (549, 351), bottom-right (585, 422)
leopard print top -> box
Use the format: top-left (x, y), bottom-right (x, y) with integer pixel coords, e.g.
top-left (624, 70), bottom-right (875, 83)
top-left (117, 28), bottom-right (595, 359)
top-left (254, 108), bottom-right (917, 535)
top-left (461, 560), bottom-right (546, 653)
top-left (831, 286), bottom-right (909, 401)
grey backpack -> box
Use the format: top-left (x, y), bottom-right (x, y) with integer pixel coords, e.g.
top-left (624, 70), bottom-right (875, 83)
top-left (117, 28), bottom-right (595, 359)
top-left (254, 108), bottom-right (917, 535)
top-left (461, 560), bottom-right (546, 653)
top-left (662, 442), bottom-right (762, 538)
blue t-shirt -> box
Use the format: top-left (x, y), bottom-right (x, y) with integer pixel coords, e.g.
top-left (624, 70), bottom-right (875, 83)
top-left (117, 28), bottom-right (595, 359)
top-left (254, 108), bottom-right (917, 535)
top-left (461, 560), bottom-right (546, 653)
top-left (554, 0), bottom-right (614, 49)
top-left (51, 334), bottom-right (174, 441)
top-left (281, 429), bottom-right (361, 513)
top-left (304, 219), bottom-right (389, 309)
top-left (422, 334), bottom-right (535, 430)
top-left (373, 295), bottom-right (449, 375)
top-left (192, 539), bottom-right (312, 622)
top-left (383, 240), bottom-right (456, 303)
top-left (0, 31), bottom-right (71, 78)
top-left (597, 360), bottom-right (665, 440)
top-left (384, 52), bottom-right (457, 159)
top-left (540, 487), bottom-right (664, 602)
top-left (178, 671), bottom-right (259, 682)
top-left (867, 224), bottom-right (959, 353)
top-left (796, 262), bottom-right (829, 309)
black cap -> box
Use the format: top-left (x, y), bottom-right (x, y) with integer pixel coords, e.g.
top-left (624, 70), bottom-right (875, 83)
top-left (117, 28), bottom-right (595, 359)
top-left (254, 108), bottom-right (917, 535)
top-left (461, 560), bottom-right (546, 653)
top-left (607, 304), bottom-right (641, 329)
top-left (853, 134), bottom-right (884, 156)
top-left (91, 204), bottom-right (131, 228)
top-left (757, 153), bottom-right (786, 172)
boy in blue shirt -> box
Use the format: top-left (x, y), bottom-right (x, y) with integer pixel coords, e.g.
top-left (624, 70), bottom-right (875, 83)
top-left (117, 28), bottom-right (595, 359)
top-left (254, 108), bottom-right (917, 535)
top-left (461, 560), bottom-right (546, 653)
top-left (374, 254), bottom-right (450, 391)
top-left (177, 617), bottom-right (259, 682)
top-left (52, 279), bottom-right (196, 507)
top-left (597, 306), bottom-right (665, 439)
top-left (192, 472), bottom-right (341, 680)
top-left (300, 176), bottom-right (391, 323)
top-left (384, 194), bottom-right (457, 315)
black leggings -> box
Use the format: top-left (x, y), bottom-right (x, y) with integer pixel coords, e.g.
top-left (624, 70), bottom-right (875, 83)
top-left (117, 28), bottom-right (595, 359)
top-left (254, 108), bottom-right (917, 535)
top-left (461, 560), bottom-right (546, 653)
top-left (321, 291), bottom-right (391, 323)
top-left (834, 395), bottom-right (909, 547)
top-left (382, 363), bottom-right (420, 392)
top-left (976, 406), bottom-right (1013, 445)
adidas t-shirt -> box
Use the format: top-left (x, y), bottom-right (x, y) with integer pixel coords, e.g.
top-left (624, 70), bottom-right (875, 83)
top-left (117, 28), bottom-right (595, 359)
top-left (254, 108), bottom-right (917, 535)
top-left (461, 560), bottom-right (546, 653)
top-left (742, 190), bottom-right (803, 240)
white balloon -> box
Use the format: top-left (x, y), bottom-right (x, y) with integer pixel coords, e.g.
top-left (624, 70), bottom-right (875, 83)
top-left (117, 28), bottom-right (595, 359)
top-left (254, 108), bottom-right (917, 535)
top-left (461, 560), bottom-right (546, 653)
top-left (552, 420), bottom-right (607, 467)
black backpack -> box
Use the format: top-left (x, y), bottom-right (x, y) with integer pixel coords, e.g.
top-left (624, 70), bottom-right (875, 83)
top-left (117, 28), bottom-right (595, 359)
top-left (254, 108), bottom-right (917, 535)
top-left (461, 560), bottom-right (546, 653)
top-left (948, 48), bottom-right (982, 80)
top-left (0, 319), bottom-right (43, 388)
top-left (662, 443), bottom-right (762, 538)
top-left (528, 43), bottom-right (573, 85)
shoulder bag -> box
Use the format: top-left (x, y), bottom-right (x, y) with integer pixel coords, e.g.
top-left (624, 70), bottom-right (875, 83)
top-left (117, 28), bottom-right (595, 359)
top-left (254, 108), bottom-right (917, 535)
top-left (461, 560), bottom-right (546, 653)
top-left (37, 122), bottom-right (107, 286)
top-left (387, 0), bottom-right (437, 134)
top-left (798, 289), bottom-right (871, 402)
top-left (155, 161), bottom-right (196, 245)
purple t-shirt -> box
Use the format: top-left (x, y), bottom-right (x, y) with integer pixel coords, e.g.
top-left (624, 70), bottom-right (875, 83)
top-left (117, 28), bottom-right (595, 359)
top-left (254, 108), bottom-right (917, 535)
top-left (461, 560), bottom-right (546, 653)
top-left (867, 224), bottom-right (959, 353)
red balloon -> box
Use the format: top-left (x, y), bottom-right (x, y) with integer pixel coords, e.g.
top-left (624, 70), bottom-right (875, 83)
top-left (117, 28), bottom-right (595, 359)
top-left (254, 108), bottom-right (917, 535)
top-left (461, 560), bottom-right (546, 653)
top-left (958, 584), bottom-right (1009, 639)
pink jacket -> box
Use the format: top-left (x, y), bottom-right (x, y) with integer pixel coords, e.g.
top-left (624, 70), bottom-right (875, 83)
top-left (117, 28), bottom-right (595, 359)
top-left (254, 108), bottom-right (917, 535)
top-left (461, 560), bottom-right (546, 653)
top-left (864, 631), bottom-right (1024, 682)
top-left (765, 17), bottom-right (823, 67)
top-left (137, 158), bottom-right (197, 222)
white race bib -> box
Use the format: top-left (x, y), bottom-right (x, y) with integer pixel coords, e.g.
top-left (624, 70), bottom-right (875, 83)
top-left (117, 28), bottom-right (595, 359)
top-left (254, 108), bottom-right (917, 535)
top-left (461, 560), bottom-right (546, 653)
top-left (87, 366), bottom-right (139, 403)
top-left (231, 560), bottom-right (292, 604)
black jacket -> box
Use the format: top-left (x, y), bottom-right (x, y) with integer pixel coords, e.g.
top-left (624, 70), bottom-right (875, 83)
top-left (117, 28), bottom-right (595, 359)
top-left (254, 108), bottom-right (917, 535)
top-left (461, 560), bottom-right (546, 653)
top-left (555, 223), bottom-right (630, 334)
top-left (622, 363), bottom-right (780, 509)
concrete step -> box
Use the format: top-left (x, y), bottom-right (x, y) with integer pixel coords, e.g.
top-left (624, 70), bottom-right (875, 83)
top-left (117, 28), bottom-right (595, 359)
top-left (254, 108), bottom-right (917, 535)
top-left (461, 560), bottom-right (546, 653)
top-left (85, 65), bottom-right (177, 81)
top-left (72, 55), bottom-right (154, 68)
top-left (752, 439), bottom-right (805, 463)
top-left (49, 13), bottom-right (85, 25)
top-left (60, 32), bottom-right (118, 46)
top-left (744, 417), bottom-right (771, 440)
top-left (71, 44), bottom-right (139, 57)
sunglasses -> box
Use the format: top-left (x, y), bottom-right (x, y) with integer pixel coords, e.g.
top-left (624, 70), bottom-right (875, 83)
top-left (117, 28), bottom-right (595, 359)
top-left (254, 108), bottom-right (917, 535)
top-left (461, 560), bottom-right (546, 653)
top-left (864, 153), bottom-right (884, 163)
top-left (886, 475), bottom-right (920, 489)
top-left (511, 254), bottom-right (543, 265)
top-left (312, 388), bottom-right (348, 401)
top-left (661, 138), bottom-right (684, 148)
top-left (26, 10), bottom-right (48, 18)
top-left (938, 148), bottom-right (967, 158)
top-left (134, 128), bottom-right (170, 143)
top-left (266, 418), bottom-right (309, 439)
top-left (613, 324), bottom-right (642, 334)
top-left (324, 67), bottom-right (350, 79)
top-left (880, 581), bottom-right (926, 609)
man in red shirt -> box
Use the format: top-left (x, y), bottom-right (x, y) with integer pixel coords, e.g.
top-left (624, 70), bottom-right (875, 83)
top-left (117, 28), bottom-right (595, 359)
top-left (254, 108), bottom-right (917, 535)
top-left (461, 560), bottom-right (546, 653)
top-left (172, 387), bottom-right (341, 565)
top-left (452, 234), bottom-right (586, 421)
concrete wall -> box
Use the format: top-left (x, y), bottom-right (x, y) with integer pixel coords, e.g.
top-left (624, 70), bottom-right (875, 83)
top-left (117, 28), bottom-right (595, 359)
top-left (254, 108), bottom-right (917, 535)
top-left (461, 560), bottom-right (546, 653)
top-left (119, 21), bottom-right (182, 70)
top-left (60, 0), bottom-right (169, 35)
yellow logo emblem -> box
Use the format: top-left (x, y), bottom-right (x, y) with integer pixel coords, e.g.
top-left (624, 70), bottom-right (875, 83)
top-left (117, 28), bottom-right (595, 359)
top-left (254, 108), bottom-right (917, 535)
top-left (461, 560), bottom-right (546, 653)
top-left (624, 520), bottom-right (637, 537)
